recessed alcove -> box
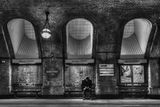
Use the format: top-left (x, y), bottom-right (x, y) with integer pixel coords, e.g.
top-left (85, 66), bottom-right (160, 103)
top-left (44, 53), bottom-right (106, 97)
top-left (121, 18), bottom-right (152, 59)
top-left (7, 19), bottom-right (39, 59)
top-left (66, 18), bottom-right (93, 59)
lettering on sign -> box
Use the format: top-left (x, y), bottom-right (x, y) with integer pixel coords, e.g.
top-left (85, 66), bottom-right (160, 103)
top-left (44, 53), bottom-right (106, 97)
top-left (99, 64), bottom-right (114, 76)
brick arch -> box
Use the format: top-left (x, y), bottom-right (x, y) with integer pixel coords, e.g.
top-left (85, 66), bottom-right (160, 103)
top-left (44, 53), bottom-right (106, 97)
top-left (66, 18), bottom-right (94, 59)
top-left (120, 18), bottom-right (153, 59)
top-left (5, 18), bottom-right (40, 58)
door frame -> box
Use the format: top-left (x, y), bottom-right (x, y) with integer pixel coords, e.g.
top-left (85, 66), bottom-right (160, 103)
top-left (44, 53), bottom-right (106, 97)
top-left (118, 64), bottom-right (148, 96)
top-left (119, 64), bottom-right (147, 86)
top-left (64, 63), bottom-right (95, 94)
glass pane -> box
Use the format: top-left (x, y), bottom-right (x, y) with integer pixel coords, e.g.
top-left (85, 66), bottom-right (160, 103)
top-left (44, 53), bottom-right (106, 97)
top-left (133, 65), bottom-right (144, 83)
top-left (120, 65), bottom-right (132, 83)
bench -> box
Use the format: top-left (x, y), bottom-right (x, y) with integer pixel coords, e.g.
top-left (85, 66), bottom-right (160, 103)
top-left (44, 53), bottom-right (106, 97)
top-left (65, 84), bottom-right (95, 97)
top-left (12, 83), bottom-right (42, 96)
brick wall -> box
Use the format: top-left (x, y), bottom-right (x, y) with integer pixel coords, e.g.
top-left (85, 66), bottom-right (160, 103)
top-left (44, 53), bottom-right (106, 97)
top-left (42, 59), bottom-right (63, 95)
top-left (0, 0), bottom-right (160, 96)
top-left (0, 59), bottom-right (10, 95)
top-left (149, 59), bottom-right (160, 95)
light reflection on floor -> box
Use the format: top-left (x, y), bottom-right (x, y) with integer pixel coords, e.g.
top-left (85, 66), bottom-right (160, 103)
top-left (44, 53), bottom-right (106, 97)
top-left (1, 105), bottom-right (160, 107)
top-left (0, 99), bottom-right (159, 107)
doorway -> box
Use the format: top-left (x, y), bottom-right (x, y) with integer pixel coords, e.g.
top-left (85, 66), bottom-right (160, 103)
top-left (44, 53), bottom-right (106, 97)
top-left (64, 65), bottom-right (94, 95)
top-left (12, 64), bottom-right (42, 96)
top-left (119, 65), bottom-right (148, 97)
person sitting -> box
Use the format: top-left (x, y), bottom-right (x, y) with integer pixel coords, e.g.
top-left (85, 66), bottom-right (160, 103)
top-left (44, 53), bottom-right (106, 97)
top-left (81, 77), bottom-right (92, 99)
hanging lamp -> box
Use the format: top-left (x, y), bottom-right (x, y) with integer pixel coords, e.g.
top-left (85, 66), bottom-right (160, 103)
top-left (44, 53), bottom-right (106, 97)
top-left (41, 11), bottom-right (51, 39)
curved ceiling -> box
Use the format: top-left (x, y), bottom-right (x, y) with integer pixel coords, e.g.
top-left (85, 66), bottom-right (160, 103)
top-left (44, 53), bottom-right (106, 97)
top-left (123, 20), bottom-right (134, 38)
top-left (66, 18), bottom-right (93, 58)
top-left (121, 18), bottom-right (152, 58)
top-left (67, 18), bottom-right (93, 40)
top-left (7, 19), bottom-right (39, 58)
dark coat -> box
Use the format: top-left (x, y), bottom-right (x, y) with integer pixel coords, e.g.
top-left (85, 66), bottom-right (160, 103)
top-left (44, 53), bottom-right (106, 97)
top-left (81, 78), bottom-right (92, 90)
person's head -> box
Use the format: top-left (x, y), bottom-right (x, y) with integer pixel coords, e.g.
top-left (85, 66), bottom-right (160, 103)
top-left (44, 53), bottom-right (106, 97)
top-left (86, 76), bottom-right (90, 80)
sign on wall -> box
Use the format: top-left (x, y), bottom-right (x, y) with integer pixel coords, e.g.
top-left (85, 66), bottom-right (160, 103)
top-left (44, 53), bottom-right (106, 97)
top-left (99, 64), bottom-right (114, 76)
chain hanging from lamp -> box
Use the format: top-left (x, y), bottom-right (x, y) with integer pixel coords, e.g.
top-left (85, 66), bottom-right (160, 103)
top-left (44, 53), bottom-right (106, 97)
top-left (41, 10), bottom-right (51, 39)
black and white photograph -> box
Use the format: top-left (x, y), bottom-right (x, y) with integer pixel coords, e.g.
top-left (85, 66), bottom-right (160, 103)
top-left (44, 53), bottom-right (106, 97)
top-left (0, 0), bottom-right (160, 106)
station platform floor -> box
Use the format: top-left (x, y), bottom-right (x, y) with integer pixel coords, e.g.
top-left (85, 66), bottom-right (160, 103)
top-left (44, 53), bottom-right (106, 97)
top-left (0, 99), bottom-right (160, 107)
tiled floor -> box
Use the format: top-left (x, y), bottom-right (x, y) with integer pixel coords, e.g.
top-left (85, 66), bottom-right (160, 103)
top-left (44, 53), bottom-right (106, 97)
top-left (0, 99), bottom-right (160, 107)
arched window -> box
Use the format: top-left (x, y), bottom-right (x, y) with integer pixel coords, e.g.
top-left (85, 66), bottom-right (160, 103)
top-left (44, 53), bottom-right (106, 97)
top-left (66, 18), bottom-right (93, 59)
top-left (121, 18), bottom-right (152, 58)
top-left (7, 19), bottom-right (39, 58)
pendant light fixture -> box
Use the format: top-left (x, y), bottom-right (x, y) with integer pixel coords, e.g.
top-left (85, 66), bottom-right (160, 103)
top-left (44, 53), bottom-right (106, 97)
top-left (41, 10), bottom-right (51, 39)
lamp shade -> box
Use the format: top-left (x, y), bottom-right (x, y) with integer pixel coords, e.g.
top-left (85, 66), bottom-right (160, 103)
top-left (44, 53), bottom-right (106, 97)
top-left (41, 28), bottom-right (51, 39)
